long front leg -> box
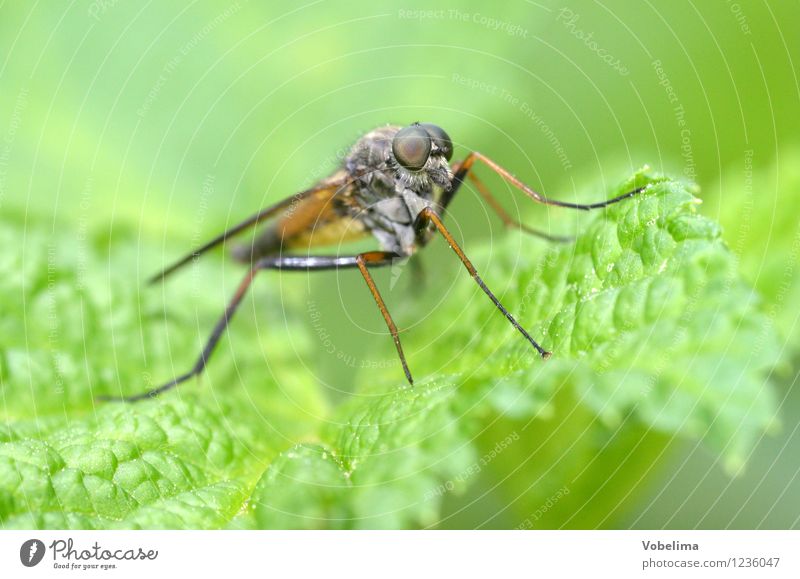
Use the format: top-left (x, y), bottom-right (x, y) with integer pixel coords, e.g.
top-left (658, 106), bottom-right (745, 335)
top-left (441, 151), bottom-right (646, 212)
top-left (467, 171), bottom-right (574, 243)
top-left (415, 207), bottom-right (550, 359)
top-left (100, 251), bottom-right (404, 402)
top-left (356, 252), bottom-right (414, 384)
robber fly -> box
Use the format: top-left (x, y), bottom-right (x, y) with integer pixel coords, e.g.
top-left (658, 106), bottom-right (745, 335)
top-left (102, 122), bottom-right (644, 401)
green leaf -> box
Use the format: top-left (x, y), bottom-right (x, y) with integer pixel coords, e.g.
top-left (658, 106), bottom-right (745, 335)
top-left (1, 170), bottom-right (781, 529)
top-left (0, 213), bottom-right (325, 529)
top-left (247, 169), bottom-right (781, 528)
top-left (0, 397), bottom-right (269, 529)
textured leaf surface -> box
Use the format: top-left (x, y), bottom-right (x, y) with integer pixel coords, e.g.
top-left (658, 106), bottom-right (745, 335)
top-left (248, 170), bottom-right (781, 527)
top-left (1, 171), bottom-right (781, 528)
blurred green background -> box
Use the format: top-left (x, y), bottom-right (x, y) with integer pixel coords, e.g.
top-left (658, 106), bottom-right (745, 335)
top-left (1, 0), bottom-right (798, 528)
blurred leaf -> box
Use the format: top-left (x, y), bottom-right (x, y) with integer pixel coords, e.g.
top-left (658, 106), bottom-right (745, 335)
top-left (707, 148), bottom-right (800, 361)
top-left (0, 212), bottom-right (325, 529)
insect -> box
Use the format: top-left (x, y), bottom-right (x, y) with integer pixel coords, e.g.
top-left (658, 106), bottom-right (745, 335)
top-left (103, 122), bottom-right (644, 402)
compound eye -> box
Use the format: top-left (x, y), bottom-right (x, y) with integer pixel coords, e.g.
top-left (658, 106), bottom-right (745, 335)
top-left (419, 123), bottom-right (453, 161)
top-left (392, 125), bottom-right (432, 171)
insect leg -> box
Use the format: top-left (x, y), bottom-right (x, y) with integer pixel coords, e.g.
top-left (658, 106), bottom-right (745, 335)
top-left (355, 251), bottom-right (414, 385)
top-left (415, 207), bottom-right (550, 359)
top-left (99, 263), bottom-right (265, 402)
top-left (466, 171), bottom-right (574, 242)
top-left (444, 152), bottom-right (646, 211)
top-left (100, 252), bottom-right (406, 402)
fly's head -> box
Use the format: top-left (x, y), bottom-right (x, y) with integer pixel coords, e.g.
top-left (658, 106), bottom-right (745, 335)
top-left (389, 123), bottom-right (454, 193)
